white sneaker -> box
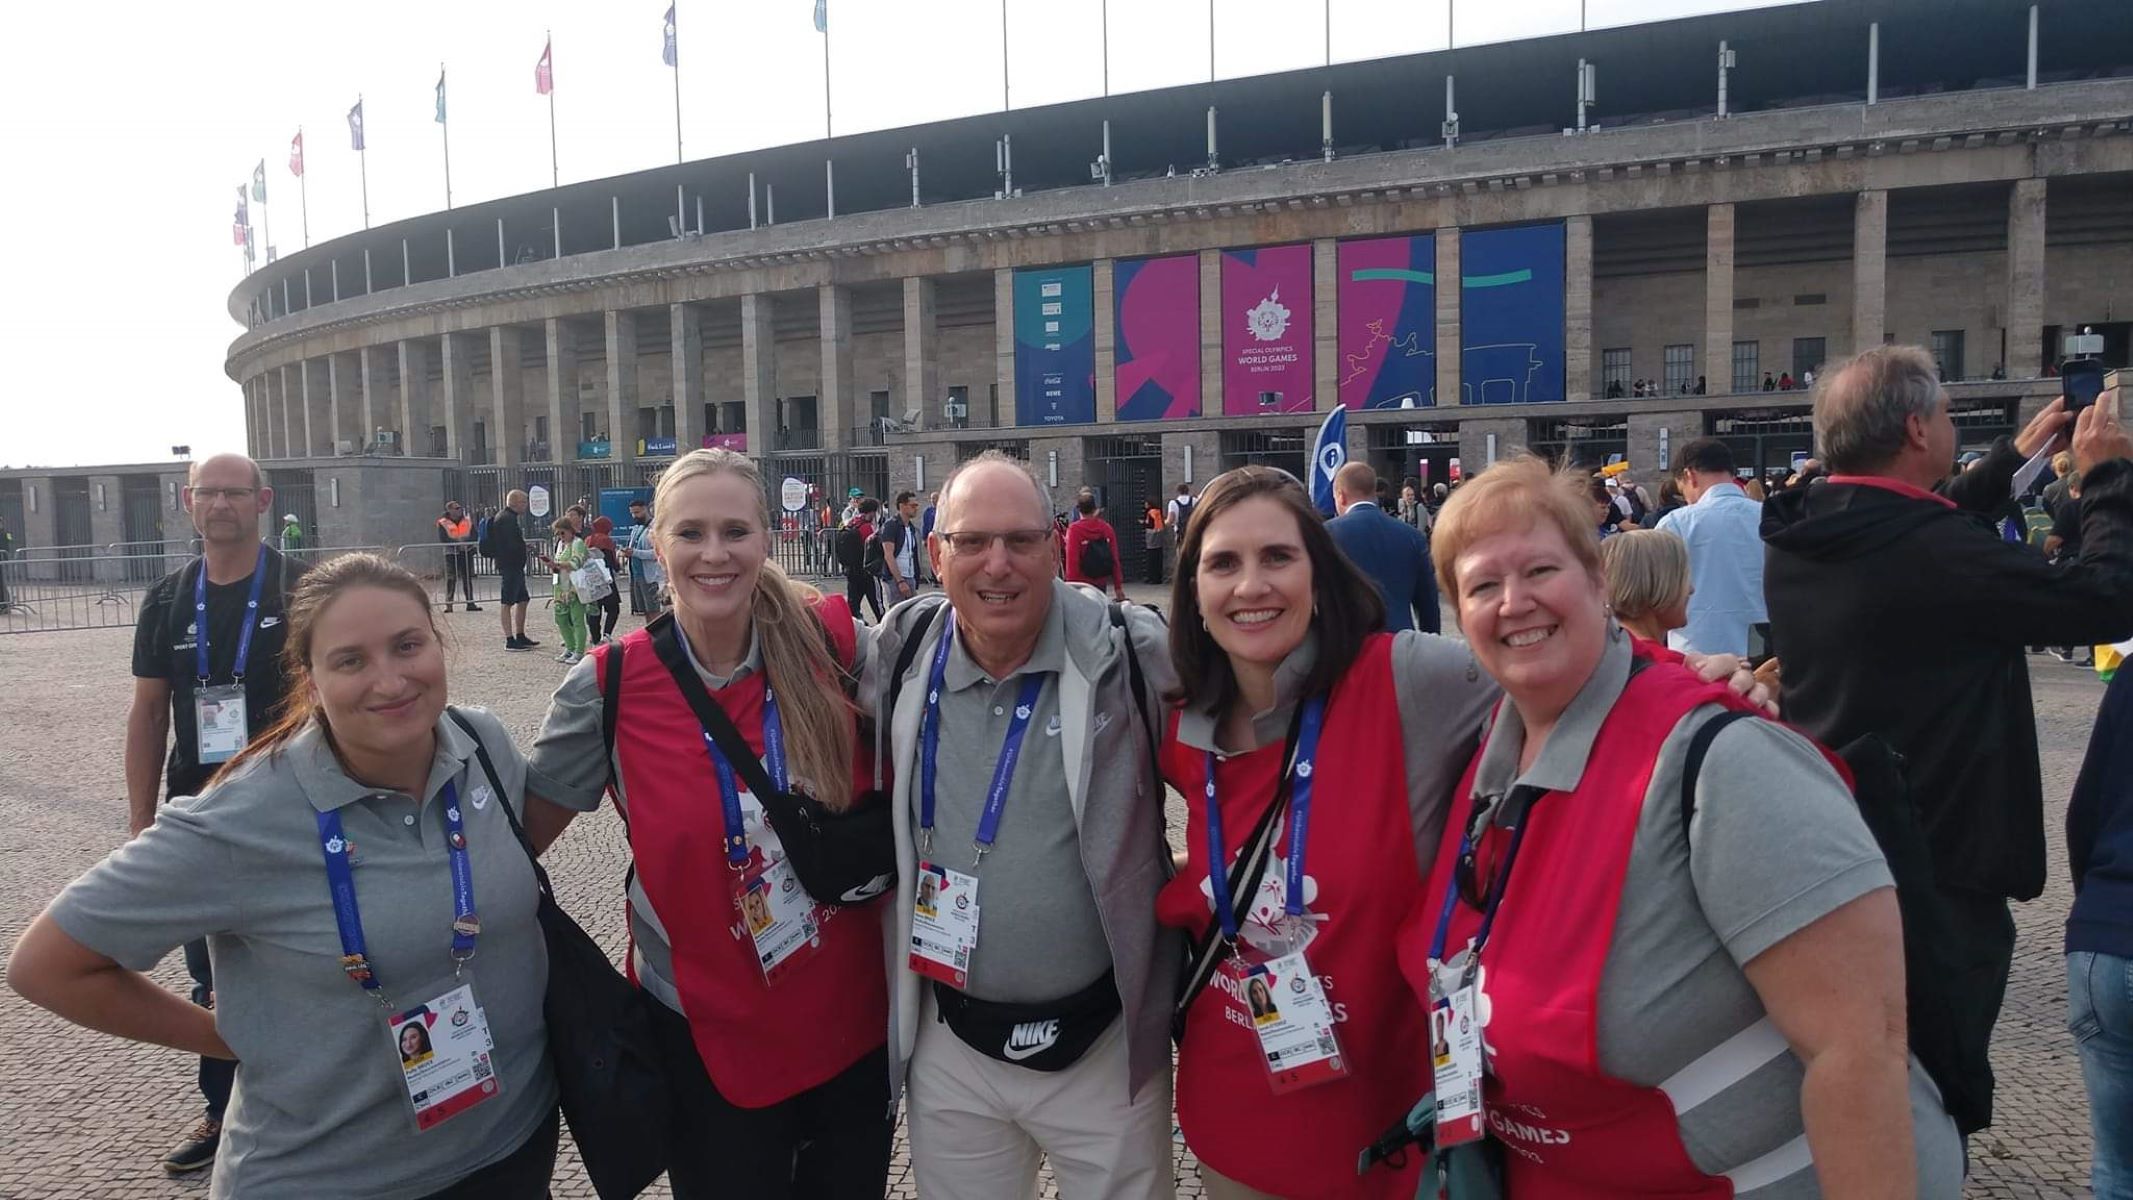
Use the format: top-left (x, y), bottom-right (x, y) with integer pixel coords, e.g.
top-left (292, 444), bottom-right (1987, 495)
top-left (555, 651), bottom-right (572, 662)
top-left (562, 651), bottom-right (583, 664)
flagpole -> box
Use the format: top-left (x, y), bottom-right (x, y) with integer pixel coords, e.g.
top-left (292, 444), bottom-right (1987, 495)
top-left (441, 65), bottom-right (454, 209)
top-left (672, 7), bottom-right (684, 163)
top-left (1001, 0), bottom-right (1009, 112)
top-left (547, 31), bottom-right (559, 188)
top-left (299, 127), bottom-right (310, 248)
top-left (263, 202), bottom-right (272, 263)
top-left (1101, 0), bottom-right (1109, 96)
top-left (821, 11), bottom-right (832, 138)
top-left (358, 95), bottom-right (371, 229)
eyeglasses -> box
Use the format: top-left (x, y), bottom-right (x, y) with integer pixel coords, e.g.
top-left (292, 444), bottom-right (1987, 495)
top-left (189, 487), bottom-right (257, 503)
top-left (939, 528), bottom-right (1053, 557)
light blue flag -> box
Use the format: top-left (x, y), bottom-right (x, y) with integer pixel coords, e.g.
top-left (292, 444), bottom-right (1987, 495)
top-left (813, 0), bottom-right (826, 32)
top-left (1309, 405), bottom-right (1347, 517)
top-left (662, 5), bottom-right (677, 65)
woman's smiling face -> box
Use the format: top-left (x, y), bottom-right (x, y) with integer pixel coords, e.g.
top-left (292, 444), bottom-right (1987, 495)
top-left (1194, 495), bottom-right (1316, 680)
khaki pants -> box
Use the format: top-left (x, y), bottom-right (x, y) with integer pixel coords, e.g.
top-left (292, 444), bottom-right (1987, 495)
top-left (908, 989), bottom-right (1175, 1200)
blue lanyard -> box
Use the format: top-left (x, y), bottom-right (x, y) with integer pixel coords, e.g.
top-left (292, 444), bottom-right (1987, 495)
top-left (1425, 789), bottom-right (1537, 974)
top-left (193, 544), bottom-right (270, 684)
top-left (316, 781), bottom-right (477, 1002)
top-left (699, 686), bottom-right (790, 869)
top-left (918, 615), bottom-right (1048, 866)
top-left (1202, 695), bottom-right (1326, 944)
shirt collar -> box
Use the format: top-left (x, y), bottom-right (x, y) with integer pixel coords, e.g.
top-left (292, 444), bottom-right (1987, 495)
top-left (1824, 474), bottom-right (1958, 509)
top-left (295, 711), bottom-right (481, 813)
top-left (944, 595), bottom-right (1067, 691)
top-left (1345, 501), bottom-right (1380, 513)
top-left (1471, 629), bottom-right (1634, 816)
top-left (1172, 630), bottom-right (1322, 754)
top-left (1696, 481), bottom-right (1747, 503)
top-left (678, 621), bottom-right (762, 690)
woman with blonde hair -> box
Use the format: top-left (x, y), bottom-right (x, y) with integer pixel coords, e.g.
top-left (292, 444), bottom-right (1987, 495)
top-left (10, 554), bottom-right (561, 1198)
top-left (1395, 454), bottom-right (1960, 1195)
top-left (1598, 528), bottom-right (1693, 647)
top-left (522, 448), bottom-right (891, 1198)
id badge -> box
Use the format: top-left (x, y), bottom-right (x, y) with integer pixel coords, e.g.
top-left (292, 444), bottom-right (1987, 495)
top-left (908, 861), bottom-right (979, 988)
top-left (194, 685), bottom-right (248, 765)
top-left (1431, 985), bottom-right (1486, 1145)
top-left (1228, 949), bottom-right (1349, 1095)
top-left (734, 857), bottom-right (822, 985)
top-left (387, 981), bottom-right (501, 1132)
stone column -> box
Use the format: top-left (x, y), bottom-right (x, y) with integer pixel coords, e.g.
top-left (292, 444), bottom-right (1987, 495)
top-left (398, 339), bottom-right (434, 457)
top-left (90, 475), bottom-right (125, 570)
top-left (1852, 190), bottom-right (1888, 358)
top-left (994, 267), bottom-right (1017, 428)
top-left (605, 310), bottom-right (639, 465)
top-left (260, 375), bottom-right (278, 459)
top-left (1436, 228), bottom-right (1463, 407)
top-left (544, 320), bottom-right (579, 461)
top-left (741, 294), bottom-right (778, 460)
top-left (904, 277), bottom-right (939, 429)
top-left (243, 381), bottom-right (260, 458)
top-left (1313, 239), bottom-right (1339, 410)
top-left (2005, 178), bottom-right (2047, 379)
top-left (1565, 214), bottom-right (1595, 402)
top-left (490, 326), bottom-right (527, 468)
top-left (440, 332), bottom-right (477, 463)
top-left (326, 354), bottom-right (347, 454)
top-left (358, 346), bottom-right (381, 444)
top-left (20, 475), bottom-right (57, 558)
top-left (1199, 250), bottom-right (1223, 417)
top-left (819, 284), bottom-right (854, 450)
top-left (1704, 203), bottom-right (1735, 398)
top-left (1092, 263), bottom-right (1117, 422)
top-left (278, 365), bottom-right (298, 459)
top-left (302, 359), bottom-right (326, 457)
top-left (672, 303), bottom-right (703, 454)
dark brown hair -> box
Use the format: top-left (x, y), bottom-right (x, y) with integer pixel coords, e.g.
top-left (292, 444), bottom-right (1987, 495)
top-left (212, 553), bottom-right (440, 782)
top-left (1166, 466), bottom-right (1385, 715)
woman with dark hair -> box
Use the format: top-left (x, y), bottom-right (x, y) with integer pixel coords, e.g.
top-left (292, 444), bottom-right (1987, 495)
top-left (1156, 466), bottom-right (1496, 1199)
top-left (8, 553), bottom-right (560, 1199)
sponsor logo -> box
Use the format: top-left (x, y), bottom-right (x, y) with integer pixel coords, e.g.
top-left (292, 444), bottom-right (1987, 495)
top-left (1002, 1018), bottom-right (1061, 1061)
top-left (470, 786), bottom-right (492, 810)
top-left (1045, 715), bottom-right (1063, 737)
top-left (839, 874), bottom-right (893, 904)
top-left (260, 615), bottom-right (282, 629)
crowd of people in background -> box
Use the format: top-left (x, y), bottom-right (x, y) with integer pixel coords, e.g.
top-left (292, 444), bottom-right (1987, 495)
top-left (9, 337), bottom-right (2133, 1199)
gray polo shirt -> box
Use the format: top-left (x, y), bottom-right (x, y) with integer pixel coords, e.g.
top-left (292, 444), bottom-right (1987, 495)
top-left (921, 600), bottom-right (1112, 1003)
top-left (46, 708), bottom-right (556, 1200)
top-left (1467, 633), bottom-right (1962, 1195)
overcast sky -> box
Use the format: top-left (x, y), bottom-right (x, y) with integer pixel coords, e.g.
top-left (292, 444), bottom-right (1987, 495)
top-left (0, 0), bottom-right (1805, 469)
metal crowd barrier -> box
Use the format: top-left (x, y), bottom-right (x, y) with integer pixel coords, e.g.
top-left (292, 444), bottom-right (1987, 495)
top-left (0, 543), bottom-right (376, 635)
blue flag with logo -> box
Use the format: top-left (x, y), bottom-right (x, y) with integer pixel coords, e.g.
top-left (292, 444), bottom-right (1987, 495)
top-left (347, 100), bottom-right (365, 150)
top-left (662, 5), bottom-right (677, 65)
top-left (1309, 405), bottom-right (1346, 517)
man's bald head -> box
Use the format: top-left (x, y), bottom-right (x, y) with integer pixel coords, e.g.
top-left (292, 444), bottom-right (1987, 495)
top-left (188, 453), bottom-right (263, 491)
top-left (936, 451), bottom-right (1051, 531)
top-left (1332, 461), bottom-right (1379, 511)
top-left (183, 452), bottom-right (272, 546)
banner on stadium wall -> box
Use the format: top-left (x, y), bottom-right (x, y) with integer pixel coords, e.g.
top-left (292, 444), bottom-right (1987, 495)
top-left (1114, 254), bottom-right (1201, 421)
top-left (1013, 265), bottom-right (1096, 425)
top-left (1459, 223), bottom-right (1567, 405)
top-left (1337, 234), bottom-right (1438, 410)
top-left (1221, 245), bottom-right (1314, 415)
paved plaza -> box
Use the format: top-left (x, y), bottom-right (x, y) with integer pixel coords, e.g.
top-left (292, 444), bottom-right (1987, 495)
top-left (0, 580), bottom-right (2106, 1198)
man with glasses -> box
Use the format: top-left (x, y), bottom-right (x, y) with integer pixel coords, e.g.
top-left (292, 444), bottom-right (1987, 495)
top-left (123, 452), bottom-right (301, 1174)
top-left (868, 451), bottom-right (1178, 1199)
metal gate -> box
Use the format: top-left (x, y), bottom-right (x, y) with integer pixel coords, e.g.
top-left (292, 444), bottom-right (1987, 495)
top-left (1220, 428), bottom-right (1309, 483)
top-left (0, 480), bottom-right (24, 554)
top-left (53, 478), bottom-right (93, 582)
top-left (1085, 435), bottom-right (1165, 584)
top-left (267, 469), bottom-right (320, 548)
top-left (1526, 417), bottom-right (1627, 471)
top-left (118, 477), bottom-right (167, 582)
top-left (1709, 407), bottom-right (1814, 485)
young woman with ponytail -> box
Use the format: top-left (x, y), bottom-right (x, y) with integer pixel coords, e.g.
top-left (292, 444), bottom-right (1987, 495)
top-left (523, 448), bottom-right (892, 1198)
top-left (8, 554), bottom-right (561, 1199)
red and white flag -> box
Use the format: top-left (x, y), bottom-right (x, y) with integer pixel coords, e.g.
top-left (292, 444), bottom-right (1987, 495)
top-left (535, 39), bottom-right (553, 95)
top-left (289, 131), bottom-right (305, 177)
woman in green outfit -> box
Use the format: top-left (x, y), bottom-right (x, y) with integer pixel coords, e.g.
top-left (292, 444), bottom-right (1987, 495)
top-left (544, 519), bottom-right (590, 665)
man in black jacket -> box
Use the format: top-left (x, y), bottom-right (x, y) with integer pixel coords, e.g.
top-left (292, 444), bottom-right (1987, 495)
top-left (491, 490), bottom-right (539, 652)
top-left (1763, 344), bottom-right (2133, 1137)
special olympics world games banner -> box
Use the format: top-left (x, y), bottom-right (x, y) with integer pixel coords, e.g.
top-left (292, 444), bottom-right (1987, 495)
top-left (1221, 245), bottom-right (1314, 415)
top-left (1114, 255), bottom-right (1201, 421)
top-left (1459, 223), bottom-right (1567, 405)
top-left (1337, 234), bottom-right (1437, 410)
top-left (1013, 265), bottom-right (1096, 425)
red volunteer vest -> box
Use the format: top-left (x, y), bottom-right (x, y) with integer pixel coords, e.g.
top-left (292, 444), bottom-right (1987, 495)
top-left (1396, 656), bottom-right (1765, 1197)
top-left (597, 597), bottom-right (887, 1109)
top-left (1155, 634), bottom-right (1427, 1199)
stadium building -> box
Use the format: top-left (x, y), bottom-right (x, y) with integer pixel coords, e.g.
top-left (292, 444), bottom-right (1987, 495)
top-left (6, 0), bottom-right (2131, 581)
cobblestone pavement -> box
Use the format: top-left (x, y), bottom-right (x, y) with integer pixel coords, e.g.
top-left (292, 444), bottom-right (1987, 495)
top-left (0, 579), bottom-right (2105, 1198)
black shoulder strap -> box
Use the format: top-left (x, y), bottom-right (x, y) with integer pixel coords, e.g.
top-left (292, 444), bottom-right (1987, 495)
top-left (648, 617), bottom-right (785, 804)
top-left (1677, 709), bottom-right (1756, 846)
top-left (1110, 602), bottom-right (1171, 876)
top-left (445, 707), bottom-right (553, 893)
top-left (884, 600), bottom-right (946, 723)
top-left (600, 632), bottom-right (626, 784)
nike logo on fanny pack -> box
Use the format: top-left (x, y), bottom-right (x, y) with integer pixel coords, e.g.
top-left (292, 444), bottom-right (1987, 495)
top-left (839, 874), bottom-right (894, 904)
top-left (1002, 1019), bottom-right (1061, 1061)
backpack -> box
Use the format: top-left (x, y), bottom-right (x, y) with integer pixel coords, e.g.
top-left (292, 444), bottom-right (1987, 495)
top-left (1172, 496), bottom-right (1196, 530)
top-left (835, 522), bottom-right (867, 572)
top-left (475, 515), bottom-right (496, 560)
top-left (1080, 531), bottom-right (1115, 579)
top-left (863, 523), bottom-right (889, 574)
top-left (1681, 712), bottom-right (1984, 1135)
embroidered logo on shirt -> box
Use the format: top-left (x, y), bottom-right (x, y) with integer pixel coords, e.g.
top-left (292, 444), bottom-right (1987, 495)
top-left (260, 615), bottom-right (282, 629)
top-left (1002, 1019), bottom-right (1061, 1061)
top-left (1045, 715), bottom-right (1063, 737)
top-left (470, 785), bottom-right (492, 810)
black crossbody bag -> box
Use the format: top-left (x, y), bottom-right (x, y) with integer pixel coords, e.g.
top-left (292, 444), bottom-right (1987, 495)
top-left (446, 708), bottom-right (669, 1200)
top-left (646, 614), bottom-right (897, 906)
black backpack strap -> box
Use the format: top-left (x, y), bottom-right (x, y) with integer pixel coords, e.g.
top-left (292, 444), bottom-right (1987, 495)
top-left (647, 617), bottom-right (785, 804)
top-left (883, 600), bottom-right (946, 725)
top-left (600, 633), bottom-right (625, 783)
top-left (1677, 709), bottom-right (1757, 846)
top-left (445, 707), bottom-right (553, 892)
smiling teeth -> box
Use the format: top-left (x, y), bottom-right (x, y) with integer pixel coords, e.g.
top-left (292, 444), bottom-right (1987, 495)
top-left (1232, 610), bottom-right (1281, 625)
top-left (1504, 627), bottom-right (1554, 648)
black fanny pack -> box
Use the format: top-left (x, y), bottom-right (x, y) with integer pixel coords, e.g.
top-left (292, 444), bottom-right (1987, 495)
top-left (932, 970), bottom-right (1121, 1073)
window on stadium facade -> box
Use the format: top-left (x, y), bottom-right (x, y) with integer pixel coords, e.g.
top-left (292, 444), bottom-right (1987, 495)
top-left (1794, 337), bottom-right (1828, 382)
top-left (1930, 330), bottom-right (1965, 382)
top-left (1602, 348), bottom-right (1632, 397)
top-left (1732, 341), bottom-right (1759, 395)
top-left (1664, 344), bottom-right (1695, 395)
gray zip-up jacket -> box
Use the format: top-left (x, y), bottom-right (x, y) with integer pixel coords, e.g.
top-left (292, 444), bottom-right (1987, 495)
top-left (869, 581), bottom-right (1182, 1100)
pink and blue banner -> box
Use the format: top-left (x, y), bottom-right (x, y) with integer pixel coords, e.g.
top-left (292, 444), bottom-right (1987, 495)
top-left (1220, 245), bottom-right (1314, 415)
top-left (1459, 223), bottom-right (1567, 405)
top-left (1337, 235), bottom-right (1438, 410)
top-left (1113, 255), bottom-right (1200, 421)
